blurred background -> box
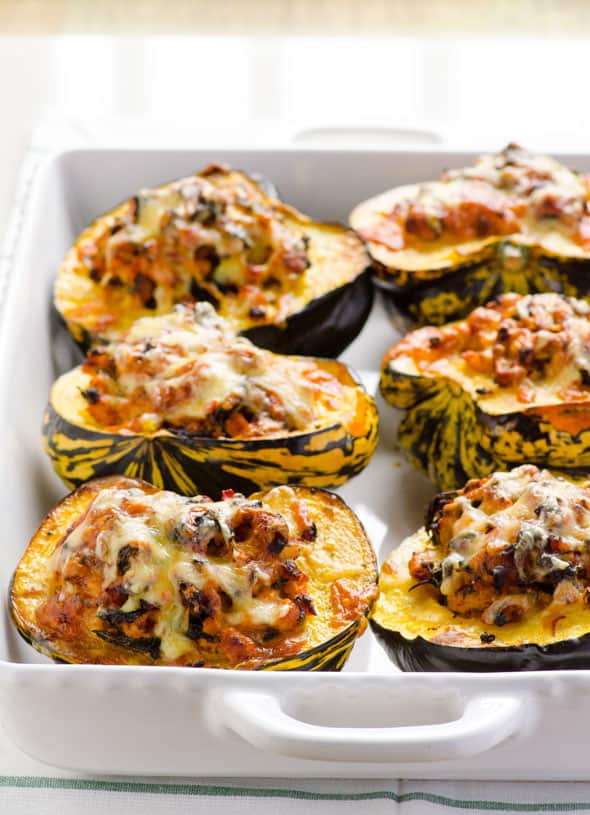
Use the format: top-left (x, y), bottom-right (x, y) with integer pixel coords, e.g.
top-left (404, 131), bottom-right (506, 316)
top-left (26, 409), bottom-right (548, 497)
top-left (2, 0), bottom-right (590, 241)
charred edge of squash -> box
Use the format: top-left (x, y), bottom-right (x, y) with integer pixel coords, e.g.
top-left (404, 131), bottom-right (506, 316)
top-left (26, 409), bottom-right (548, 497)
top-left (380, 363), bottom-right (590, 492)
top-left (370, 618), bottom-right (590, 672)
top-left (10, 478), bottom-right (377, 671)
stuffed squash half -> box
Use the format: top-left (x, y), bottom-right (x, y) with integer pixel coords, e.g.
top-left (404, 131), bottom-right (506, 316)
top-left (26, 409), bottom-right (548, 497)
top-left (381, 292), bottom-right (590, 491)
top-left (11, 476), bottom-right (378, 669)
top-left (371, 465), bottom-right (590, 671)
top-left (44, 302), bottom-right (378, 496)
top-left (351, 144), bottom-right (590, 325)
top-left (56, 164), bottom-right (372, 356)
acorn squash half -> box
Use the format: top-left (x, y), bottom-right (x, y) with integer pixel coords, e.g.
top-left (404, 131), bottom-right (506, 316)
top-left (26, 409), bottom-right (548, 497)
top-left (350, 144), bottom-right (590, 325)
top-left (43, 304), bottom-right (378, 496)
top-left (11, 476), bottom-right (378, 669)
top-left (371, 466), bottom-right (590, 671)
top-left (55, 163), bottom-right (372, 357)
top-left (380, 292), bottom-right (590, 491)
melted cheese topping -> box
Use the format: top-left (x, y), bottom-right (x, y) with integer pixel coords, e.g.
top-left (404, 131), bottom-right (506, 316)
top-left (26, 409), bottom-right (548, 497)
top-left (94, 168), bottom-right (307, 295)
top-left (79, 302), bottom-right (351, 435)
top-left (409, 465), bottom-right (590, 626)
top-left (41, 485), bottom-right (316, 667)
top-left (61, 165), bottom-right (317, 332)
top-left (354, 144), bottom-right (590, 264)
top-left (386, 292), bottom-right (590, 412)
top-left (132, 173), bottom-right (309, 289)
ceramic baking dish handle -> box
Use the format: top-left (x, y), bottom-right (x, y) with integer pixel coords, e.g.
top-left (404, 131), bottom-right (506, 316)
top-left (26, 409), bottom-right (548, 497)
top-left (291, 124), bottom-right (446, 146)
top-left (218, 691), bottom-right (524, 763)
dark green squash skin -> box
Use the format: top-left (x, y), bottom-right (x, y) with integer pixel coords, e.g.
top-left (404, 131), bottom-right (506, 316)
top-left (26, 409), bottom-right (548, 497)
top-left (375, 242), bottom-right (590, 327)
top-left (381, 364), bottom-right (590, 492)
top-left (375, 256), bottom-right (507, 328)
top-left (50, 306), bottom-right (85, 377)
top-left (370, 619), bottom-right (590, 672)
top-left (243, 268), bottom-right (374, 357)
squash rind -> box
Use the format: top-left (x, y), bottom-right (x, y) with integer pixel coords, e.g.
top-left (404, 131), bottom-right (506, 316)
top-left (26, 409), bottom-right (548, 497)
top-left (373, 241), bottom-right (590, 326)
top-left (242, 268), bottom-right (374, 357)
top-left (43, 358), bottom-right (379, 496)
top-left (370, 619), bottom-right (590, 672)
top-left (381, 353), bottom-right (590, 492)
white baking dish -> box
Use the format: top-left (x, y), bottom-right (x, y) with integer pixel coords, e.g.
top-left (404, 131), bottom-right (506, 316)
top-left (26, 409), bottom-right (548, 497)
top-left (3, 147), bottom-right (590, 779)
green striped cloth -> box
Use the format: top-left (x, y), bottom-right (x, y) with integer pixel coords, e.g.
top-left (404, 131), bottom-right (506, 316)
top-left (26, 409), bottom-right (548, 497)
top-left (3, 777), bottom-right (590, 813)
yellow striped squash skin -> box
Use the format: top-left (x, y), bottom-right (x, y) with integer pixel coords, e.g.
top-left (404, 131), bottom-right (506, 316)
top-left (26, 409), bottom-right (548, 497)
top-left (376, 241), bottom-right (590, 327)
top-left (380, 361), bottom-right (590, 492)
top-left (42, 374), bottom-right (379, 497)
top-left (11, 478), bottom-right (377, 671)
top-left (257, 621), bottom-right (361, 671)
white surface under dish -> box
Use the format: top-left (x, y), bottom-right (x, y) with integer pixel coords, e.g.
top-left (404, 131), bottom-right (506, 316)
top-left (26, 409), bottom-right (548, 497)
top-left (3, 147), bottom-right (590, 778)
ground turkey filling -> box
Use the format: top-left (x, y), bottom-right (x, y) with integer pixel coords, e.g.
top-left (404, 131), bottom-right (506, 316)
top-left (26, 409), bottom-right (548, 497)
top-left (35, 485), bottom-right (320, 667)
top-left (72, 166), bottom-right (309, 326)
top-left (360, 144), bottom-right (590, 252)
top-left (409, 465), bottom-right (590, 628)
top-left (79, 302), bottom-right (345, 436)
top-left (387, 292), bottom-right (590, 405)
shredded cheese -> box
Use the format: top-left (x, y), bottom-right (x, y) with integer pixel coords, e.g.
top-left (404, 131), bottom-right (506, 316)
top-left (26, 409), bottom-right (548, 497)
top-left (80, 302), bottom-right (349, 435)
top-left (418, 466), bottom-right (590, 624)
top-left (47, 485), bottom-right (314, 664)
